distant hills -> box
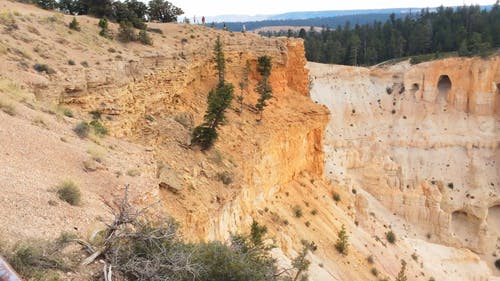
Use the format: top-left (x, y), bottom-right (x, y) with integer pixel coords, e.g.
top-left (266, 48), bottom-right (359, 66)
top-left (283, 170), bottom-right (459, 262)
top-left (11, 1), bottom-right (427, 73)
top-left (205, 5), bottom-right (493, 31)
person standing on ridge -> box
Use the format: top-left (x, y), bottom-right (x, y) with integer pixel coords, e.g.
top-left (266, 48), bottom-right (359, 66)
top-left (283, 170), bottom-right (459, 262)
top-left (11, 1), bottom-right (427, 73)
top-left (202, 16), bottom-right (206, 25)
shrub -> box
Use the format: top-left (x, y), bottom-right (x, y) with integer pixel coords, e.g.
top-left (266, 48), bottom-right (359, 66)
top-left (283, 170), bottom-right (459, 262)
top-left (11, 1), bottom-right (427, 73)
top-left (371, 267), bottom-right (379, 276)
top-left (62, 108), bottom-right (73, 117)
top-left (73, 121), bottom-right (89, 138)
top-left (68, 17), bottom-right (80, 31)
top-left (138, 30), bottom-right (153, 45)
top-left (118, 21), bottom-right (136, 43)
top-left (192, 125), bottom-right (217, 150)
top-left (217, 171), bottom-right (233, 185)
top-left (0, 102), bottom-right (16, 116)
top-left (95, 191), bottom-right (287, 281)
top-left (335, 224), bottom-right (349, 255)
top-left (367, 255), bottom-right (374, 264)
top-left (293, 205), bottom-right (303, 218)
top-left (90, 120), bottom-right (108, 136)
top-left (33, 63), bottom-right (55, 74)
top-left (333, 192), bottom-right (341, 202)
top-left (126, 169), bottom-right (140, 177)
top-left (67, 59), bottom-right (75, 65)
top-left (395, 260), bottom-right (407, 281)
top-left (80, 61), bottom-right (89, 68)
top-left (56, 180), bottom-right (81, 205)
top-left (8, 241), bottom-right (68, 278)
top-left (386, 231), bottom-right (396, 244)
top-left (311, 209), bottom-right (318, 215)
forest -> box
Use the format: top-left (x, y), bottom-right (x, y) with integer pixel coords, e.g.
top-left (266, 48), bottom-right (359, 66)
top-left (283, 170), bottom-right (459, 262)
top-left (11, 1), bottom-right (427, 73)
top-left (260, 3), bottom-right (500, 66)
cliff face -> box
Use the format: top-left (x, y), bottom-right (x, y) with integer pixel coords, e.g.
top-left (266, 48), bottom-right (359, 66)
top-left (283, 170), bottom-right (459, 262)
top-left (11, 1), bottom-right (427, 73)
top-left (310, 56), bottom-right (500, 279)
top-left (403, 57), bottom-right (500, 115)
top-left (0, 3), bottom-right (330, 272)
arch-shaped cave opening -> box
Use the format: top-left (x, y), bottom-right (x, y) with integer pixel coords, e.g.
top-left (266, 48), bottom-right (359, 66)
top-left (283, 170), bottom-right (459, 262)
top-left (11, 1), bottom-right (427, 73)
top-left (437, 75), bottom-right (452, 100)
top-left (487, 205), bottom-right (500, 234)
top-left (451, 210), bottom-right (480, 246)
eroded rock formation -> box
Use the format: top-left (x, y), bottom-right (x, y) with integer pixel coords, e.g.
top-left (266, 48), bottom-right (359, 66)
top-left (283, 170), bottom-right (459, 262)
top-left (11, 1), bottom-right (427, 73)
top-left (310, 56), bottom-right (500, 278)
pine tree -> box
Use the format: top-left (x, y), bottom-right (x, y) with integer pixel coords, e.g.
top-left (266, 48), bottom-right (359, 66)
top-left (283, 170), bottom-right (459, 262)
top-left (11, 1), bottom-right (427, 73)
top-left (214, 36), bottom-right (225, 85)
top-left (237, 60), bottom-right (250, 113)
top-left (395, 260), bottom-right (407, 281)
top-left (255, 55), bottom-right (272, 121)
top-left (69, 17), bottom-right (81, 31)
top-left (192, 38), bottom-right (234, 150)
top-left (335, 224), bottom-right (349, 255)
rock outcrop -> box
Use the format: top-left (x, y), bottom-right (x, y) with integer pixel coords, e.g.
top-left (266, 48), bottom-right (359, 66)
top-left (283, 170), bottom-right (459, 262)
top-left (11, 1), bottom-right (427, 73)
top-left (309, 56), bottom-right (500, 278)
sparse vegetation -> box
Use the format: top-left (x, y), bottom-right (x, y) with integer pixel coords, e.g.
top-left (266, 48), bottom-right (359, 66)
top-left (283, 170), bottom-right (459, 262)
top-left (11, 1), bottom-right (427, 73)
top-left (371, 267), bottom-right (379, 276)
top-left (73, 121), bottom-right (90, 138)
top-left (386, 230), bottom-right (396, 244)
top-left (67, 59), bottom-right (75, 65)
top-left (118, 21), bottom-right (136, 43)
top-left (33, 63), bottom-right (55, 74)
top-left (77, 189), bottom-right (307, 281)
top-left (5, 238), bottom-right (72, 279)
top-left (237, 60), bottom-right (250, 113)
top-left (126, 169), bottom-right (141, 177)
top-left (138, 29), bottom-right (153, 45)
top-left (62, 108), bottom-right (73, 117)
top-left (56, 180), bottom-right (81, 206)
top-left (293, 205), bottom-right (303, 218)
top-left (90, 120), bottom-right (108, 136)
top-left (335, 224), bottom-right (349, 255)
top-left (395, 260), bottom-right (407, 281)
top-left (98, 18), bottom-right (112, 39)
top-left (333, 191), bottom-right (341, 202)
top-left (255, 55), bottom-right (272, 121)
top-left (311, 209), bottom-right (318, 215)
top-left (80, 61), bottom-right (89, 68)
top-left (68, 17), bottom-right (80, 31)
top-left (217, 171), bottom-right (233, 185)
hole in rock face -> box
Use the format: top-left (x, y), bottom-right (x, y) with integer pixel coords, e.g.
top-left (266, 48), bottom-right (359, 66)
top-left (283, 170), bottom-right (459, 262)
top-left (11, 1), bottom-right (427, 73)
top-left (496, 83), bottom-right (500, 94)
top-left (437, 75), bottom-right (452, 100)
top-left (487, 205), bottom-right (500, 234)
top-left (410, 83), bottom-right (419, 95)
top-left (451, 210), bottom-right (480, 246)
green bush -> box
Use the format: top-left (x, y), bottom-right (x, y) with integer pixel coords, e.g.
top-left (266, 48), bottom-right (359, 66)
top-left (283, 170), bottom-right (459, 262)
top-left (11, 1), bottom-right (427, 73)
top-left (56, 180), bottom-right (81, 206)
top-left (293, 205), bottom-right (303, 218)
top-left (9, 242), bottom-right (67, 278)
top-left (335, 224), bottom-right (349, 255)
top-left (192, 125), bottom-right (217, 150)
top-left (90, 120), bottom-right (108, 136)
top-left (73, 121), bottom-right (90, 138)
top-left (386, 231), bottom-right (396, 244)
top-left (138, 30), bottom-right (153, 45)
top-left (33, 63), bottom-right (55, 74)
top-left (62, 108), bottom-right (73, 117)
top-left (68, 17), bottom-right (80, 31)
top-left (98, 18), bottom-right (112, 39)
top-left (117, 21), bottom-right (136, 43)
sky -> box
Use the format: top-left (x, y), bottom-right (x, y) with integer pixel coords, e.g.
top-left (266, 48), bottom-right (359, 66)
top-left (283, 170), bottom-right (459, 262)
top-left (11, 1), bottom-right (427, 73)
top-left (169, 0), bottom-right (495, 17)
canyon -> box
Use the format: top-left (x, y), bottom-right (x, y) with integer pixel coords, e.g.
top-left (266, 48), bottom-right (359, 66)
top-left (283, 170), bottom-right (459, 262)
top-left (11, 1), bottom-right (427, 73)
top-left (0, 1), bottom-right (499, 280)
